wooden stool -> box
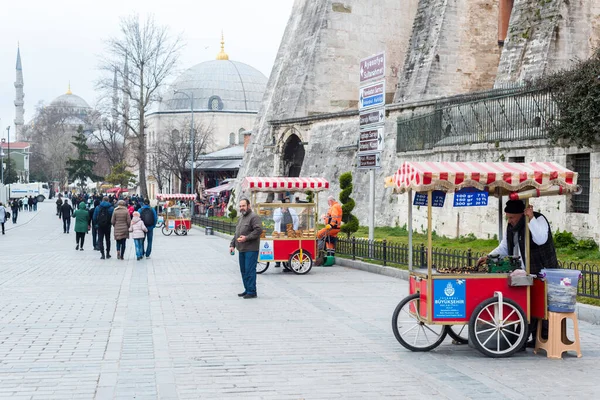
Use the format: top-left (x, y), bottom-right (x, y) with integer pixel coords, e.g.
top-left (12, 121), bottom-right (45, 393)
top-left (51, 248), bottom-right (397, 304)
top-left (534, 311), bottom-right (582, 359)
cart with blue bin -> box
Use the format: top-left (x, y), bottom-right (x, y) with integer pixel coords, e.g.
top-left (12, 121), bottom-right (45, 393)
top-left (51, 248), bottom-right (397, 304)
top-left (385, 161), bottom-right (580, 357)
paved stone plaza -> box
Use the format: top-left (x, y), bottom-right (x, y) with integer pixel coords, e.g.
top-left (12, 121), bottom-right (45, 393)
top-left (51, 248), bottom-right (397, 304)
top-left (1, 203), bottom-right (600, 399)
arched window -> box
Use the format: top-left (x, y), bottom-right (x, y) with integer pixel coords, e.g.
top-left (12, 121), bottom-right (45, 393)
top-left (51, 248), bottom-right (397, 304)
top-left (208, 95), bottom-right (223, 111)
top-left (238, 130), bottom-right (245, 144)
top-left (229, 132), bottom-right (235, 145)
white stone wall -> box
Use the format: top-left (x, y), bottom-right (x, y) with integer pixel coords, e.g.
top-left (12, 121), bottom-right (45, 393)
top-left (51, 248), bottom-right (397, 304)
top-left (146, 111), bottom-right (257, 152)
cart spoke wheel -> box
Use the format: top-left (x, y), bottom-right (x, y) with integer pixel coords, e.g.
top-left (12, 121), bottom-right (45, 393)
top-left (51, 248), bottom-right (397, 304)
top-left (392, 294), bottom-right (447, 352)
top-left (468, 297), bottom-right (528, 358)
top-left (447, 324), bottom-right (469, 344)
top-left (288, 250), bottom-right (313, 275)
top-left (256, 262), bottom-right (269, 274)
top-left (161, 226), bottom-right (173, 236)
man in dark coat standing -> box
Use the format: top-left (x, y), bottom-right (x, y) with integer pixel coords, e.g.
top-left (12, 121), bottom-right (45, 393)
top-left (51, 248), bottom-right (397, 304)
top-left (229, 198), bottom-right (263, 299)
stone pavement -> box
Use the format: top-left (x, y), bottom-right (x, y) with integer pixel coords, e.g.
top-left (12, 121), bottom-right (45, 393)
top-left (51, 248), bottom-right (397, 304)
top-left (1, 202), bottom-right (599, 400)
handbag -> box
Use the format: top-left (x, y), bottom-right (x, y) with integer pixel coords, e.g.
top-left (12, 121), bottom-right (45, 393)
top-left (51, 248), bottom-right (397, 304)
top-left (5, 211), bottom-right (10, 220)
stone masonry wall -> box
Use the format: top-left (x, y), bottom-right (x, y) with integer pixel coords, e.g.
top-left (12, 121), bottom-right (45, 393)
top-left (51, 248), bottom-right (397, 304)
top-left (496, 0), bottom-right (600, 86)
top-left (237, 0), bottom-right (419, 185)
top-left (395, 0), bottom-right (501, 103)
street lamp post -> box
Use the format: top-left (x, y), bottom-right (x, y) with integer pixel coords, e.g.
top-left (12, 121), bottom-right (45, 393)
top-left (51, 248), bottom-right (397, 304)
top-left (174, 90), bottom-right (195, 217)
top-left (0, 139), bottom-right (5, 184)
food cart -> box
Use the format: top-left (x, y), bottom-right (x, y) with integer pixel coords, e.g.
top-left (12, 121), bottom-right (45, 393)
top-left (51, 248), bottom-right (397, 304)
top-left (156, 193), bottom-right (194, 236)
top-left (385, 161), bottom-right (579, 358)
top-left (241, 177), bottom-right (330, 275)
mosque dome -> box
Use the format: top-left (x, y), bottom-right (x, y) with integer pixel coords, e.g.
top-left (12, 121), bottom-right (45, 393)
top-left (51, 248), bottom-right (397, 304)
top-left (49, 85), bottom-right (91, 113)
top-left (160, 58), bottom-right (268, 113)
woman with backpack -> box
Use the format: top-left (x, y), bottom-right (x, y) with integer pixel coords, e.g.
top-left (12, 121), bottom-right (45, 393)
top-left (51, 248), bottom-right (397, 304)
top-left (129, 211), bottom-right (148, 260)
top-left (111, 200), bottom-right (131, 260)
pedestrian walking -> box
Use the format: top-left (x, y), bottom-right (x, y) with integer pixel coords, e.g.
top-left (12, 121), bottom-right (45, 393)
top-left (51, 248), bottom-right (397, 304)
top-left (89, 199), bottom-right (100, 250)
top-left (27, 196), bottom-right (33, 211)
top-left (139, 199), bottom-right (157, 258)
top-left (111, 200), bottom-right (131, 260)
top-left (73, 201), bottom-right (90, 251)
top-left (10, 199), bottom-right (19, 224)
top-left (0, 202), bottom-right (7, 235)
top-left (93, 196), bottom-right (114, 260)
top-left (129, 211), bottom-right (148, 260)
top-left (59, 199), bottom-right (74, 233)
top-left (229, 198), bottom-right (263, 299)
top-left (32, 196), bottom-right (38, 211)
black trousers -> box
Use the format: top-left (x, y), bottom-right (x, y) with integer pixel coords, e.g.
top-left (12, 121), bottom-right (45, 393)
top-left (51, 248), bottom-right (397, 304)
top-left (97, 227), bottom-right (112, 255)
top-left (76, 232), bottom-right (85, 248)
top-left (62, 217), bottom-right (71, 233)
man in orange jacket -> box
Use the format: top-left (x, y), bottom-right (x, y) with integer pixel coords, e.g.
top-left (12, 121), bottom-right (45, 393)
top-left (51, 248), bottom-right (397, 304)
top-left (317, 195), bottom-right (343, 252)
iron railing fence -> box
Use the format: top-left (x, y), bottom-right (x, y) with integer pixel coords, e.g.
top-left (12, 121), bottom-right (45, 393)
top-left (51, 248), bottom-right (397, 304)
top-left (192, 215), bottom-right (236, 235)
top-left (337, 237), bottom-right (600, 300)
top-left (397, 87), bottom-right (558, 152)
top-left (186, 220), bottom-right (600, 299)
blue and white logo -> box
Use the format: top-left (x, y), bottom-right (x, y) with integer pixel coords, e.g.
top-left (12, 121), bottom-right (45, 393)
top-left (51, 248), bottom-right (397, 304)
top-left (434, 279), bottom-right (466, 319)
top-left (259, 240), bottom-right (274, 261)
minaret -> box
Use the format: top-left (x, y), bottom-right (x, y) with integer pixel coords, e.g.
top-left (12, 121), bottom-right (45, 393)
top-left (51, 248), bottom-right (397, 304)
top-left (122, 55), bottom-right (130, 137)
top-left (14, 45), bottom-right (25, 141)
top-left (112, 68), bottom-right (119, 123)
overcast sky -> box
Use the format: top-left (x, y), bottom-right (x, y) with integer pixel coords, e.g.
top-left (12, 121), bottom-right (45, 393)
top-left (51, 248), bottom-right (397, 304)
top-left (0, 0), bottom-right (294, 141)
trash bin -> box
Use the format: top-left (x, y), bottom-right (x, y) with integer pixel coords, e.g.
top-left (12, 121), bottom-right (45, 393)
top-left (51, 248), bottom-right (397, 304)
top-left (541, 268), bottom-right (580, 312)
top-left (205, 226), bottom-right (213, 235)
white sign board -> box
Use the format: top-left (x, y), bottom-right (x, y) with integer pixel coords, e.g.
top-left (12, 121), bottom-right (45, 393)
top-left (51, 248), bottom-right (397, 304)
top-left (359, 80), bottom-right (385, 110)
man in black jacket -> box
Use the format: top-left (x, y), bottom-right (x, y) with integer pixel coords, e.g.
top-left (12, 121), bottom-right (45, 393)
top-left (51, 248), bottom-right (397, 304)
top-left (478, 199), bottom-right (557, 348)
top-left (59, 199), bottom-right (74, 233)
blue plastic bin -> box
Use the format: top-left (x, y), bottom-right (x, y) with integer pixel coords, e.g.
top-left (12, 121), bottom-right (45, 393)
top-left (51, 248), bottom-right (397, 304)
top-left (541, 268), bottom-right (580, 313)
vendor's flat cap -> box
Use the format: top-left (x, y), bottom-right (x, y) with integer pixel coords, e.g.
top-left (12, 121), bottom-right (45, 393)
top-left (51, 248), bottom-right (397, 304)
top-left (504, 200), bottom-right (525, 214)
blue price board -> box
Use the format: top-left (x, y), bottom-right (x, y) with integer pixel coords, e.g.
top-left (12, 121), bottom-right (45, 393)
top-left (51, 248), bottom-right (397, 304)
top-left (413, 191), bottom-right (446, 207)
top-left (433, 279), bottom-right (466, 319)
top-left (453, 187), bottom-right (488, 207)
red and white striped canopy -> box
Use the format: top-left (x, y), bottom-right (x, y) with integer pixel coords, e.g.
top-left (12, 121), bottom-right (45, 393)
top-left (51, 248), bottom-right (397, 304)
top-left (386, 161), bottom-right (578, 195)
top-left (156, 193), bottom-right (196, 201)
top-left (242, 177), bottom-right (330, 192)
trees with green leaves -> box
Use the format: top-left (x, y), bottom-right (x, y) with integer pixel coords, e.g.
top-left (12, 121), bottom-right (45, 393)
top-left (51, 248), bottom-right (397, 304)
top-left (339, 171), bottom-right (359, 237)
top-left (65, 126), bottom-right (102, 191)
top-left (104, 162), bottom-right (137, 189)
top-left (535, 48), bottom-right (600, 148)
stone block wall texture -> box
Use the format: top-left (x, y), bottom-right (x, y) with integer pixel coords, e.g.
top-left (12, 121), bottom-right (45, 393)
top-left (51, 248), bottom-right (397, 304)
top-left (496, 0), bottom-right (600, 86)
top-left (237, 0), bottom-right (600, 241)
top-left (394, 0), bottom-right (501, 103)
top-left (237, 0), bottom-right (419, 182)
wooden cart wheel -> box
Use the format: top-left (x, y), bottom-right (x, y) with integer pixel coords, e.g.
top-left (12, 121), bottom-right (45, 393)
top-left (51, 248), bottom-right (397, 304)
top-left (392, 294), bottom-right (447, 352)
top-left (468, 296), bottom-right (528, 358)
top-left (161, 225), bottom-right (173, 236)
top-left (256, 262), bottom-right (269, 274)
top-left (288, 250), bottom-right (313, 275)
top-left (446, 325), bottom-right (469, 344)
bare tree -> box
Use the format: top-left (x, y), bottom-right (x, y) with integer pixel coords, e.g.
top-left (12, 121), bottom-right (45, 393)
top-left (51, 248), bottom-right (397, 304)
top-left (86, 100), bottom-right (127, 171)
top-left (153, 117), bottom-right (214, 192)
top-left (21, 102), bottom-right (80, 187)
top-left (98, 14), bottom-right (183, 198)
top-left (147, 147), bottom-right (170, 193)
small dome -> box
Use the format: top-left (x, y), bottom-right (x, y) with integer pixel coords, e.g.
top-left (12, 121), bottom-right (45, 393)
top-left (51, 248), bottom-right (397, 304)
top-left (160, 60), bottom-right (268, 112)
